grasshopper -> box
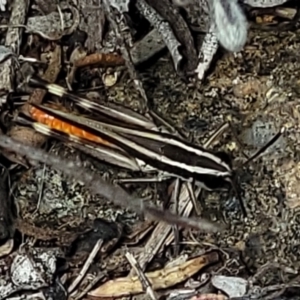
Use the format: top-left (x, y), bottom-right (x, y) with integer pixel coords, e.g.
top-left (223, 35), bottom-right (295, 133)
top-left (18, 76), bottom-right (283, 216)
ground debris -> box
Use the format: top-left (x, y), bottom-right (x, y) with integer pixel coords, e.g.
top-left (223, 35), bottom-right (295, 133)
top-left (211, 275), bottom-right (248, 298)
top-left (0, 0), bottom-right (299, 299)
top-left (0, 246), bottom-right (62, 300)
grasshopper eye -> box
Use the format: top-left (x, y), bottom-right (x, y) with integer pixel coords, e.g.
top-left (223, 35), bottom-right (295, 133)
top-left (214, 151), bottom-right (233, 168)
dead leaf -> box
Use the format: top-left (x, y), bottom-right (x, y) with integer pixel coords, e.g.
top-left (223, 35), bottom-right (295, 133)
top-left (89, 252), bottom-right (219, 297)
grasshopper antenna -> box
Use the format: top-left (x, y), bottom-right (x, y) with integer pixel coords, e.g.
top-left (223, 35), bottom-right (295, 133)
top-left (232, 126), bottom-right (285, 218)
top-left (241, 126), bottom-right (285, 167)
top-left (231, 178), bottom-right (247, 218)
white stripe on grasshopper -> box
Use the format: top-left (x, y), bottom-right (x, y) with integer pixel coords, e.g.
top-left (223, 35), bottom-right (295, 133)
top-left (46, 83), bottom-right (156, 130)
top-left (47, 110), bottom-right (231, 177)
top-left (32, 123), bottom-right (142, 172)
top-left (87, 122), bottom-right (232, 172)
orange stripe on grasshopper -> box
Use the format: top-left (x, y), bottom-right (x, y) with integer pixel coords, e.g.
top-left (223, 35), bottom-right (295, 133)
top-left (28, 105), bottom-right (112, 147)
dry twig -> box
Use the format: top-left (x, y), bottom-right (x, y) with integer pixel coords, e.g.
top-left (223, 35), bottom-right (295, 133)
top-left (102, 0), bottom-right (149, 111)
top-left (126, 252), bottom-right (157, 300)
top-left (68, 239), bottom-right (104, 294)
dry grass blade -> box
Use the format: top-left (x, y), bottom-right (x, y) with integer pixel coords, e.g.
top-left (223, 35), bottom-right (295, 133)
top-left (68, 239), bottom-right (103, 294)
top-left (136, 0), bottom-right (182, 72)
top-left (146, 0), bottom-right (197, 73)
